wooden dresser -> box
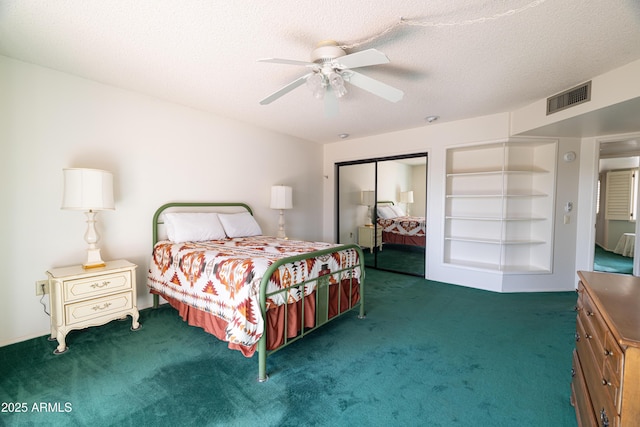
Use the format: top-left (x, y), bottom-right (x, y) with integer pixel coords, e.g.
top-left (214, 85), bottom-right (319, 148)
top-left (572, 271), bottom-right (640, 426)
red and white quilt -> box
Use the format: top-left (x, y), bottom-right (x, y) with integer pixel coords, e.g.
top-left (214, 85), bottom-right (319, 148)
top-left (147, 236), bottom-right (361, 351)
top-left (377, 216), bottom-right (426, 237)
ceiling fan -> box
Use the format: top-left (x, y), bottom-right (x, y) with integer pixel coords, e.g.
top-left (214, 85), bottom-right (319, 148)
top-left (258, 40), bottom-right (404, 116)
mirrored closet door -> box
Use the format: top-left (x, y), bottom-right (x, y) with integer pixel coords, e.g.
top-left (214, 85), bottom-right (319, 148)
top-left (336, 153), bottom-right (427, 277)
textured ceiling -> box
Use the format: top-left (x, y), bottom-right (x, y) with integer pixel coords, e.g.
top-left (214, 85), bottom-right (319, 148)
top-left (1, 0), bottom-right (640, 143)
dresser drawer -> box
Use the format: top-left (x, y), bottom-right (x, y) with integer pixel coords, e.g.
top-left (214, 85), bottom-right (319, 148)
top-left (572, 350), bottom-right (597, 427)
top-left (576, 314), bottom-right (602, 375)
top-left (601, 354), bottom-right (622, 413)
top-left (64, 291), bottom-right (134, 325)
top-left (577, 318), bottom-right (620, 427)
top-left (578, 310), bottom-right (607, 372)
top-left (580, 291), bottom-right (608, 347)
top-left (63, 270), bottom-right (132, 302)
top-left (603, 332), bottom-right (623, 378)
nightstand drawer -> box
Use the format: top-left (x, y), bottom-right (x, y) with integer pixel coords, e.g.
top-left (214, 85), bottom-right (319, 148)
top-left (64, 291), bottom-right (134, 325)
top-left (64, 271), bottom-right (132, 302)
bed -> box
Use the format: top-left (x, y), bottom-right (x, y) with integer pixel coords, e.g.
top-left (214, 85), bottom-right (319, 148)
top-left (147, 202), bottom-right (365, 381)
top-left (376, 201), bottom-right (426, 247)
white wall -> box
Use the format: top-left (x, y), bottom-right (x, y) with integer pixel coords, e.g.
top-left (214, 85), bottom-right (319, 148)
top-left (0, 56), bottom-right (323, 346)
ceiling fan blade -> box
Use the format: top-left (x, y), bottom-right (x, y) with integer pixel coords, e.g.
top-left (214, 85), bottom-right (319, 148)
top-left (335, 49), bottom-right (390, 69)
top-left (259, 73), bottom-right (311, 105)
top-left (258, 57), bottom-right (317, 67)
top-left (324, 86), bottom-right (339, 117)
top-left (346, 71), bottom-right (404, 103)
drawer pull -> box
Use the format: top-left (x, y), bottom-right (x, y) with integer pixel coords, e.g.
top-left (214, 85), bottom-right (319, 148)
top-left (571, 368), bottom-right (576, 378)
top-left (584, 332), bottom-right (592, 340)
top-left (587, 310), bottom-right (595, 316)
top-left (573, 305), bottom-right (582, 312)
top-left (604, 349), bottom-right (613, 357)
top-left (91, 281), bottom-right (111, 289)
top-left (91, 302), bottom-right (112, 311)
top-left (575, 332), bottom-right (580, 342)
top-left (601, 378), bottom-right (611, 387)
top-left (600, 408), bottom-right (609, 427)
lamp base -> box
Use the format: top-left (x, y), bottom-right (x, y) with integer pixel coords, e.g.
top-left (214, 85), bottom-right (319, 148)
top-left (276, 209), bottom-right (287, 239)
top-left (83, 248), bottom-right (106, 269)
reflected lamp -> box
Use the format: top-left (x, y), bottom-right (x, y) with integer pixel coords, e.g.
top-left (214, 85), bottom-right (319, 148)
top-left (360, 190), bottom-right (375, 226)
top-left (270, 185), bottom-right (293, 239)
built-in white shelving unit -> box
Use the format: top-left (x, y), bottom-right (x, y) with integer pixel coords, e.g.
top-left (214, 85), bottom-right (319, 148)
top-left (444, 139), bottom-right (557, 273)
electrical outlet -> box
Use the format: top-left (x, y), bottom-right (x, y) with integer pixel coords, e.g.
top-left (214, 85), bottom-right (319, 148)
top-left (35, 280), bottom-right (49, 296)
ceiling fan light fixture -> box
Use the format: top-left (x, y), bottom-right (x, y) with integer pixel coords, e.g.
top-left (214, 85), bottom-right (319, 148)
top-left (306, 73), bottom-right (326, 99)
top-left (328, 72), bottom-right (347, 98)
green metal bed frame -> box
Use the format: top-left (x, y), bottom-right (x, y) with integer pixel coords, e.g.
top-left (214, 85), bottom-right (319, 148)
top-left (150, 202), bottom-right (366, 382)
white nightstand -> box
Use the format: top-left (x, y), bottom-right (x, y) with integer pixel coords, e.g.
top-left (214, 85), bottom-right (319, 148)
top-left (46, 259), bottom-right (141, 354)
top-left (358, 226), bottom-right (383, 253)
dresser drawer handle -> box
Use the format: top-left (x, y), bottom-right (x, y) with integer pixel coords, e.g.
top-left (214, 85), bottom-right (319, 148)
top-left (575, 332), bottom-right (580, 342)
top-left (91, 302), bottom-right (112, 311)
top-left (571, 368), bottom-right (576, 378)
top-left (601, 378), bottom-right (611, 387)
top-left (573, 305), bottom-right (581, 312)
top-left (600, 408), bottom-right (609, 427)
top-left (90, 281), bottom-right (111, 289)
top-left (604, 349), bottom-right (613, 357)
top-left (587, 310), bottom-right (595, 316)
top-left (584, 332), bottom-right (592, 340)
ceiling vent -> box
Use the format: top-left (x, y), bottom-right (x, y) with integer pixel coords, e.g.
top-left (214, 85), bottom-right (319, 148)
top-left (546, 81), bottom-right (591, 115)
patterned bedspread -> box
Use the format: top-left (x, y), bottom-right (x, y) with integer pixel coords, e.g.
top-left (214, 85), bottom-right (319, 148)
top-left (377, 216), bottom-right (426, 237)
top-left (147, 236), bottom-right (361, 351)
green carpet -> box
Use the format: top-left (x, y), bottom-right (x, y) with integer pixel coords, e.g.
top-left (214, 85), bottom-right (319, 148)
top-left (0, 270), bottom-right (577, 426)
top-left (593, 245), bottom-right (633, 274)
top-left (363, 244), bottom-right (425, 276)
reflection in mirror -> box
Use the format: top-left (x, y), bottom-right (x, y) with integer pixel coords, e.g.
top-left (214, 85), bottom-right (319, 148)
top-left (337, 162), bottom-right (376, 268)
top-left (337, 154), bottom-right (427, 277)
top-left (376, 157), bottom-right (426, 276)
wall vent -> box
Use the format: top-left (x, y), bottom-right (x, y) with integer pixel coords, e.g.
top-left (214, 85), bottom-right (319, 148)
top-left (546, 81), bottom-right (591, 115)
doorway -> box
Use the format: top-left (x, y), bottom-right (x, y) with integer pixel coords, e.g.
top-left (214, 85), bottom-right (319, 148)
top-left (594, 138), bottom-right (640, 274)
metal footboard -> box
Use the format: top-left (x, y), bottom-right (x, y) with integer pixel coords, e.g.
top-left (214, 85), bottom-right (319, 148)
top-left (256, 244), bottom-right (365, 382)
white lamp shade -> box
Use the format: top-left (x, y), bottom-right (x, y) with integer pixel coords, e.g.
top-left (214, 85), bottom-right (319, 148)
top-left (360, 190), bottom-right (375, 206)
top-left (270, 185), bottom-right (293, 209)
top-left (400, 191), bottom-right (414, 204)
top-left (62, 168), bottom-right (115, 211)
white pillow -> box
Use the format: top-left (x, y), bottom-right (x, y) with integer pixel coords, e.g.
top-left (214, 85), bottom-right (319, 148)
top-left (218, 212), bottom-right (263, 238)
top-left (390, 204), bottom-right (406, 217)
top-left (163, 212), bottom-right (226, 243)
top-left (376, 205), bottom-right (396, 219)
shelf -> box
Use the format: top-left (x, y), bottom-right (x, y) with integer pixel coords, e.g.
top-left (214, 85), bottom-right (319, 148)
top-left (445, 237), bottom-right (546, 244)
top-left (446, 192), bottom-right (548, 198)
top-left (446, 216), bottom-right (547, 221)
top-left (444, 139), bottom-right (557, 277)
top-left (445, 259), bottom-right (551, 273)
top-left (447, 168), bottom-right (549, 177)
